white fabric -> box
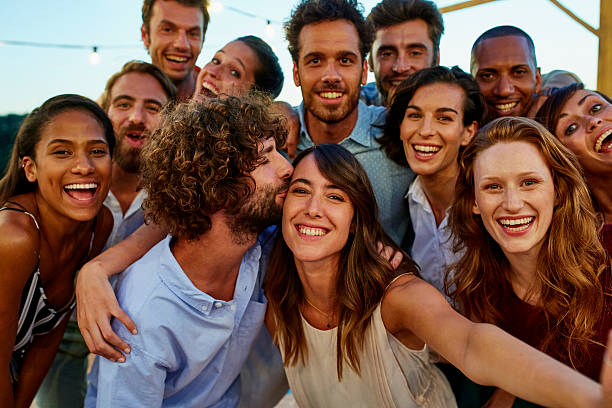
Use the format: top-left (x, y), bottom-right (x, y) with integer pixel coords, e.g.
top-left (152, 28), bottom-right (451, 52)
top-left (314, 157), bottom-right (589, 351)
top-left (103, 189), bottom-right (146, 249)
top-left (283, 304), bottom-right (457, 408)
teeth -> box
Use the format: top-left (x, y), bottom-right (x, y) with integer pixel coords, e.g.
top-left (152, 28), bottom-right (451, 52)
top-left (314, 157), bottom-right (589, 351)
top-left (495, 102), bottom-right (518, 112)
top-left (65, 183), bottom-right (97, 190)
top-left (413, 144), bottom-right (441, 153)
top-left (298, 226), bottom-right (326, 236)
top-left (201, 82), bottom-right (218, 95)
top-left (320, 92), bottom-right (342, 99)
top-left (594, 129), bottom-right (612, 152)
top-left (499, 216), bottom-right (534, 231)
top-left (166, 55), bottom-right (188, 62)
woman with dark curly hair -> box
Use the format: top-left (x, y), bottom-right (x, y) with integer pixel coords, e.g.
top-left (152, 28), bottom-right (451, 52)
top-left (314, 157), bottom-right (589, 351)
top-left (0, 94), bottom-right (113, 407)
top-left (265, 143), bottom-right (612, 408)
top-left (449, 116), bottom-right (612, 406)
top-left (536, 84), bottom-right (612, 254)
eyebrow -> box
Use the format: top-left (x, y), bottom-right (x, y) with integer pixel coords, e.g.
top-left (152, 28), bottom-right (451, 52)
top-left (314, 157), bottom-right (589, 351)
top-left (302, 50), bottom-right (359, 61)
top-left (47, 138), bottom-right (108, 147)
top-left (112, 95), bottom-right (164, 107)
top-left (406, 105), bottom-right (458, 115)
top-left (216, 50), bottom-right (246, 72)
top-left (290, 178), bottom-right (343, 190)
top-left (159, 19), bottom-right (201, 33)
top-left (559, 93), bottom-right (599, 119)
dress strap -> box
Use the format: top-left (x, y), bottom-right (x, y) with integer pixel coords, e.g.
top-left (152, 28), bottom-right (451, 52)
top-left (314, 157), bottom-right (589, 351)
top-left (0, 202), bottom-right (40, 231)
top-left (385, 272), bottom-right (414, 291)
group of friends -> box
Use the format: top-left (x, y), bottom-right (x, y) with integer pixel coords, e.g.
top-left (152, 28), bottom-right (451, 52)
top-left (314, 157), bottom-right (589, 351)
top-left (1, 0), bottom-right (612, 407)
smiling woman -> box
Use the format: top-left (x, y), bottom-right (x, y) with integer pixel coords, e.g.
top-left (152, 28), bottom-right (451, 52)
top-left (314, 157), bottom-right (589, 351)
top-left (0, 94), bottom-right (113, 407)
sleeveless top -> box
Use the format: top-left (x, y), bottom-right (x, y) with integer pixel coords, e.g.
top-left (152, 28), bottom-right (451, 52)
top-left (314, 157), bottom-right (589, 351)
top-left (2, 204), bottom-right (94, 383)
top-left (282, 304), bottom-right (457, 407)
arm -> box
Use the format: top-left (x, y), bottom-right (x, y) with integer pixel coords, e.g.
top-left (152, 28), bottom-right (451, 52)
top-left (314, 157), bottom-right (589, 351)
top-left (13, 315), bottom-right (70, 408)
top-left (76, 222), bottom-right (165, 361)
top-left (382, 276), bottom-right (603, 408)
top-left (0, 216), bottom-right (41, 407)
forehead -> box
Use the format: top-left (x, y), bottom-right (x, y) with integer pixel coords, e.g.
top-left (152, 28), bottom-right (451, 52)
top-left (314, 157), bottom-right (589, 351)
top-left (293, 153), bottom-right (323, 178)
top-left (217, 41), bottom-right (260, 73)
top-left (298, 19), bottom-right (361, 59)
top-left (110, 72), bottom-right (169, 103)
top-left (475, 141), bottom-right (548, 175)
top-left (374, 19), bottom-right (432, 48)
top-left (562, 89), bottom-right (600, 113)
top-left (41, 110), bottom-right (106, 143)
top-left (150, 0), bottom-right (204, 29)
top-left (410, 82), bottom-right (465, 112)
top-left (474, 35), bottom-right (534, 70)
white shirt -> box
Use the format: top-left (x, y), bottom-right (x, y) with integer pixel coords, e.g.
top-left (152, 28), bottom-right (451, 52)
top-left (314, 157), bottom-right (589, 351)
top-left (407, 177), bottom-right (461, 299)
top-left (103, 189), bottom-right (147, 249)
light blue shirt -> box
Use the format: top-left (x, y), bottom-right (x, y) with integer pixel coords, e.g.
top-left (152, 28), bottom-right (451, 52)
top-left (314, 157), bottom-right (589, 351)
top-left (296, 101), bottom-right (414, 244)
top-left (86, 234), bottom-right (270, 408)
top-left (359, 82), bottom-right (384, 107)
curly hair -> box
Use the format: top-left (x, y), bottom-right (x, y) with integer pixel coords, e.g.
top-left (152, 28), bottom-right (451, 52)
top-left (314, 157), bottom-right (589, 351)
top-left (0, 94), bottom-right (115, 203)
top-left (448, 116), bottom-right (607, 370)
top-left (285, 0), bottom-right (374, 63)
top-left (264, 143), bottom-right (417, 380)
top-left (379, 66), bottom-right (486, 167)
top-left (141, 95), bottom-right (287, 240)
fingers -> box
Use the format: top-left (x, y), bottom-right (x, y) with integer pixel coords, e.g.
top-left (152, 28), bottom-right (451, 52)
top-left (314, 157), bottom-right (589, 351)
top-left (390, 251), bottom-right (403, 270)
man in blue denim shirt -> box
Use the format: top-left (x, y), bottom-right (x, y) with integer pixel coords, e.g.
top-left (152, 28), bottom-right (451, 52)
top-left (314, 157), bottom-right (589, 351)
top-left (85, 96), bottom-right (293, 407)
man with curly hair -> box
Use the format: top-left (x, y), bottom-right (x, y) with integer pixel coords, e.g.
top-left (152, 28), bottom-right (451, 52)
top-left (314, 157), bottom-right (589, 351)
top-left (85, 96), bottom-right (292, 407)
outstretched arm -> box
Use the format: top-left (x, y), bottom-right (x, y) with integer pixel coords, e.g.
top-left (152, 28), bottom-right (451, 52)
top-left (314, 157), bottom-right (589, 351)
top-left (76, 222), bottom-right (165, 361)
top-left (382, 275), bottom-right (605, 408)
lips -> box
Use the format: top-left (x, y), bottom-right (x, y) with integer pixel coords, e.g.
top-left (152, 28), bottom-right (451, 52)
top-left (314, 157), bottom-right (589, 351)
top-left (122, 127), bottom-right (147, 148)
top-left (200, 81), bottom-right (219, 98)
top-left (412, 143), bottom-right (441, 159)
top-left (64, 183), bottom-right (99, 202)
top-left (165, 54), bottom-right (190, 63)
top-left (296, 224), bottom-right (329, 238)
top-left (491, 101), bottom-right (519, 115)
top-left (318, 91), bottom-right (343, 100)
top-left (497, 216), bottom-right (534, 233)
top-left (594, 128), bottom-right (612, 153)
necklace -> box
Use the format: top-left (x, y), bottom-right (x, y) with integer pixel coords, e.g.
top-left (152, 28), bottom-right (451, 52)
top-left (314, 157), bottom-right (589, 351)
top-left (304, 296), bottom-right (334, 329)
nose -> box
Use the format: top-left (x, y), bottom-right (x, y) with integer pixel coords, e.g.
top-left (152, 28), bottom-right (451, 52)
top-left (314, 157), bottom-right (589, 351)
top-left (322, 61), bottom-right (341, 84)
top-left (392, 53), bottom-right (412, 75)
top-left (273, 149), bottom-right (293, 181)
top-left (72, 151), bottom-right (95, 175)
top-left (418, 115), bottom-right (435, 138)
top-left (306, 193), bottom-right (323, 218)
top-left (502, 186), bottom-right (523, 212)
top-left (172, 30), bottom-right (189, 50)
top-left (129, 106), bottom-right (145, 124)
top-left (494, 75), bottom-right (514, 97)
top-left (586, 115), bottom-right (603, 133)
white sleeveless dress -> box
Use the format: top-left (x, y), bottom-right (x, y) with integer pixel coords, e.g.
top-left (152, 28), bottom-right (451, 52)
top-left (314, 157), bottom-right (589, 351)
top-left (282, 304), bottom-right (457, 408)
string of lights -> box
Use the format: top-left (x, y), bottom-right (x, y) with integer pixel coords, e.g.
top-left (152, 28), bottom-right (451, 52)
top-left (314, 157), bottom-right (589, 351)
top-left (0, 1), bottom-right (282, 65)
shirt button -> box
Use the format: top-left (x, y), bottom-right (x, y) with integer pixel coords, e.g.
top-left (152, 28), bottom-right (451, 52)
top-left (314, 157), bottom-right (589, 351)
top-left (201, 304), bottom-right (207, 311)
top-left (230, 305), bottom-right (236, 311)
top-left (214, 302), bottom-right (222, 308)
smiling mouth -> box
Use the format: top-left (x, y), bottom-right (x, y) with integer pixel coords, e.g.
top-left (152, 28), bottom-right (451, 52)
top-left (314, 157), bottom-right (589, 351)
top-left (412, 144), bottom-right (441, 157)
top-left (200, 82), bottom-right (219, 98)
top-left (594, 129), bottom-right (612, 152)
top-left (498, 216), bottom-right (534, 232)
top-left (64, 183), bottom-right (98, 201)
top-left (494, 102), bottom-right (518, 113)
top-left (318, 91), bottom-right (343, 100)
top-left (166, 55), bottom-right (189, 63)
top-left (297, 225), bottom-right (328, 236)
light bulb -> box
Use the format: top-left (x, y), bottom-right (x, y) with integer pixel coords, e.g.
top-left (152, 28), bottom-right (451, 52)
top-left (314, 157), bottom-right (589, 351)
top-left (209, 1), bottom-right (223, 13)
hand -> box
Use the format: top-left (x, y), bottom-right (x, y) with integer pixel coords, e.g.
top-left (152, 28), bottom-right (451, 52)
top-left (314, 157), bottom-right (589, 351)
top-left (76, 260), bottom-right (136, 362)
top-left (377, 242), bottom-right (403, 270)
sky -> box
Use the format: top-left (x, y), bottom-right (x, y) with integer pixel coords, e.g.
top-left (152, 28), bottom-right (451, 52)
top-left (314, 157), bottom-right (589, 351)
top-left (0, 0), bottom-right (600, 115)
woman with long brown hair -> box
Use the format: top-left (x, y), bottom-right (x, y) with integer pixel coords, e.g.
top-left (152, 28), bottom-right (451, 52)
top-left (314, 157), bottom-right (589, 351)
top-left (265, 142), bottom-right (612, 408)
top-left (449, 116), bottom-right (612, 406)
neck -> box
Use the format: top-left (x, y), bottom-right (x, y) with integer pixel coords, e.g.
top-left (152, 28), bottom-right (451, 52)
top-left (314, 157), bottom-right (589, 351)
top-left (418, 168), bottom-right (458, 226)
top-left (171, 211), bottom-right (257, 301)
top-left (33, 193), bottom-right (93, 250)
top-left (586, 173), bottom-right (612, 223)
top-left (174, 70), bottom-right (197, 102)
top-left (505, 250), bottom-right (540, 305)
top-left (304, 106), bottom-right (359, 145)
top-left (295, 256), bottom-right (339, 313)
top-left (110, 162), bottom-right (141, 215)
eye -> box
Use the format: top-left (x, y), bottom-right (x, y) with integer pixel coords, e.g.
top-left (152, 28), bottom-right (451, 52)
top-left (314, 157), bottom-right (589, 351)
top-left (522, 178), bottom-right (538, 187)
top-left (211, 57), bottom-right (220, 65)
top-left (590, 103), bottom-right (602, 114)
top-left (328, 193), bottom-right (345, 202)
top-left (484, 183), bottom-right (501, 190)
top-left (52, 149), bottom-right (71, 157)
top-left (409, 50), bottom-right (424, 57)
top-left (188, 30), bottom-right (200, 39)
top-left (340, 57), bottom-right (352, 65)
top-left (116, 102), bottom-right (131, 109)
top-left (438, 115), bottom-right (453, 122)
top-left (405, 111), bottom-right (421, 120)
top-left (478, 72), bottom-right (494, 81)
top-left (230, 69), bottom-right (241, 79)
top-left (564, 123), bottom-right (578, 136)
top-left (513, 68), bottom-right (528, 76)
top-left (146, 104), bottom-right (161, 113)
top-left (307, 57), bottom-right (320, 65)
top-left (290, 186), bottom-right (308, 195)
top-left (91, 147), bottom-right (109, 157)
top-left (380, 50), bottom-right (394, 58)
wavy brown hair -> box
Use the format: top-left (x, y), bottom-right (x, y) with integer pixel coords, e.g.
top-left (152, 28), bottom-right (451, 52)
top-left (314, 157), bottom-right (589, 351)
top-left (141, 95), bottom-right (286, 240)
top-left (264, 143), bottom-right (418, 380)
top-left (448, 116), bottom-right (607, 369)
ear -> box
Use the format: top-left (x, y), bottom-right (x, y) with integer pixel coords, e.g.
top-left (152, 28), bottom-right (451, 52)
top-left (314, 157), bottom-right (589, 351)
top-left (293, 61), bottom-right (300, 87)
top-left (534, 67), bottom-right (542, 94)
top-left (22, 157), bottom-right (37, 183)
top-left (461, 121), bottom-right (478, 146)
top-left (472, 200), bottom-right (481, 215)
top-left (361, 59), bottom-right (368, 86)
top-left (141, 24), bottom-right (150, 49)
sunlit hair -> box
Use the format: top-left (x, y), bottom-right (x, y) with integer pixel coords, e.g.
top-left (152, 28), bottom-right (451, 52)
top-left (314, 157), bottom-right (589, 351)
top-left (141, 94), bottom-right (287, 240)
top-left (265, 143), bottom-right (417, 380)
top-left (380, 65), bottom-right (485, 167)
top-left (234, 36), bottom-right (284, 99)
top-left (100, 60), bottom-right (177, 111)
top-left (367, 0), bottom-right (444, 67)
top-left (141, 0), bottom-right (210, 37)
top-left (448, 116), bottom-right (607, 369)
top-left (285, 0), bottom-right (374, 63)
top-left (0, 94), bottom-right (115, 204)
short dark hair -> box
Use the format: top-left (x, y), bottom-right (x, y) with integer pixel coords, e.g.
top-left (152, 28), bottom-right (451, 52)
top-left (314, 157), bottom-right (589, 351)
top-left (285, 0), bottom-right (374, 63)
top-left (142, 0), bottom-right (210, 37)
top-left (235, 36), bottom-right (284, 99)
top-left (100, 60), bottom-right (177, 111)
top-left (379, 66), bottom-right (486, 166)
top-left (367, 0), bottom-right (444, 65)
top-left (470, 25), bottom-right (537, 74)
top-left (0, 95), bottom-right (115, 202)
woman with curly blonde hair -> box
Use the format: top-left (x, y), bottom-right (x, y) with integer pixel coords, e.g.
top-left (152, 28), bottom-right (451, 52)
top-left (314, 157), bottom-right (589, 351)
top-left (449, 116), bottom-right (612, 405)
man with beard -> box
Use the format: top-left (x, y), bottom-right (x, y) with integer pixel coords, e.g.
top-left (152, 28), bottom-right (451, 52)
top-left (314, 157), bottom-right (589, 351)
top-left (361, 0), bottom-right (444, 107)
top-left (285, 0), bottom-right (413, 244)
top-left (34, 61), bottom-right (176, 408)
top-left (85, 96), bottom-right (292, 407)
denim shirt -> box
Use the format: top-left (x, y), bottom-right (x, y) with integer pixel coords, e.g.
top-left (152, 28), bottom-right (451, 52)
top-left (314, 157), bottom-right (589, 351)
top-left (296, 101), bottom-right (414, 244)
top-left (359, 81), bottom-right (384, 107)
top-left (86, 234), bottom-right (269, 407)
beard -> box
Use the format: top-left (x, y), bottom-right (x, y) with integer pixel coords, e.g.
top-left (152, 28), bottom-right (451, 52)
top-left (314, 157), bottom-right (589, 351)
top-left (227, 181), bottom-right (287, 245)
top-left (304, 81), bottom-right (362, 125)
top-left (114, 125), bottom-right (147, 173)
